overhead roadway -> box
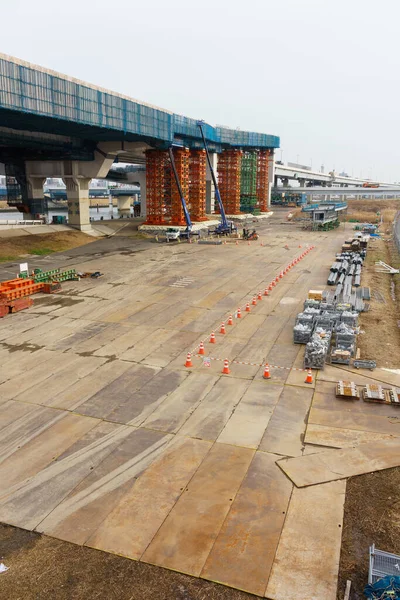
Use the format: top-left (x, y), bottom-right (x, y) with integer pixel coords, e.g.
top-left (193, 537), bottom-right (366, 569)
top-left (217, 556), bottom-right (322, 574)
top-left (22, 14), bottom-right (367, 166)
top-left (277, 186), bottom-right (400, 199)
top-left (275, 164), bottom-right (396, 189)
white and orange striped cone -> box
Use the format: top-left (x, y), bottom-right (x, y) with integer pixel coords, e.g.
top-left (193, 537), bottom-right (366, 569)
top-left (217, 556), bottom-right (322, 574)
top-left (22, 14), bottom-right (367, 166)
top-left (272, 280), bottom-right (276, 287)
top-left (209, 332), bottom-right (216, 344)
top-left (237, 307), bottom-right (242, 318)
top-left (220, 322), bottom-right (226, 334)
top-left (236, 240), bottom-right (239, 246)
top-left (257, 291), bottom-right (262, 300)
top-left (245, 302), bottom-right (251, 312)
top-left (305, 369), bottom-right (313, 384)
top-left (261, 241), bottom-right (264, 246)
top-left (299, 244), bottom-right (302, 248)
top-left (227, 314), bottom-right (233, 326)
top-left (264, 288), bottom-right (269, 296)
top-left (268, 283), bottom-right (273, 291)
top-left (222, 359), bottom-right (230, 375)
top-left (248, 241), bottom-right (251, 246)
top-left (285, 244), bottom-right (289, 249)
top-left (263, 363), bottom-right (271, 379)
top-left (275, 276), bottom-right (279, 283)
top-left (198, 341), bottom-right (205, 355)
top-left (252, 296), bottom-right (257, 306)
top-left (185, 352), bottom-right (193, 368)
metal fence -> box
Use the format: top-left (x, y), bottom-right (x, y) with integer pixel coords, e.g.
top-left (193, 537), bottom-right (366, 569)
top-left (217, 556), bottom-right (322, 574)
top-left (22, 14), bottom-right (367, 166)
top-left (394, 211), bottom-right (400, 255)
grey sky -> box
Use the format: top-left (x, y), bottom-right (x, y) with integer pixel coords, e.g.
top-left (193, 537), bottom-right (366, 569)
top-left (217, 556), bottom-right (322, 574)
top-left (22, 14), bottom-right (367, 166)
top-left (1, 0), bottom-right (398, 181)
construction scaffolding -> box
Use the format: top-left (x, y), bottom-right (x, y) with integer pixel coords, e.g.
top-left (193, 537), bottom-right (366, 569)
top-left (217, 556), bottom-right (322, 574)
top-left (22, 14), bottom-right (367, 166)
top-left (189, 149), bottom-right (207, 221)
top-left (240, 151), bottom-right (258, 213)
top-left (170, 147), bottom-right (189, 226)
top-left (256, 149), bottom-right (270, 212)
top-left (217, 149), bottom-right (242, 215)
top-left (144, 149), bottom-right (170, 225)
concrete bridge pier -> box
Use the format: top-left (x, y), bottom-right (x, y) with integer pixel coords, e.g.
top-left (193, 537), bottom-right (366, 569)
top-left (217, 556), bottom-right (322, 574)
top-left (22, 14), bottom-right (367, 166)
top-left (206, 152), bottom-right (218, 214)
top-left (63, 177), bottom-right (91, 231)
top-left (117, 194), bottom-right (132, 218)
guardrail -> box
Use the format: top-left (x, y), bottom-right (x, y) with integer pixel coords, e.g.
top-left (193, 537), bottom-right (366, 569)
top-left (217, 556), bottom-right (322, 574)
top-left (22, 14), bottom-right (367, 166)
top-left (0, 220), bottom-right (44, 226)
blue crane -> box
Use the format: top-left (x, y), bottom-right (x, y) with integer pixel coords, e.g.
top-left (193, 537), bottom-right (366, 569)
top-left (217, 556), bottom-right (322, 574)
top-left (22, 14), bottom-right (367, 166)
top-left (197, 121), bottom-right (237, 235)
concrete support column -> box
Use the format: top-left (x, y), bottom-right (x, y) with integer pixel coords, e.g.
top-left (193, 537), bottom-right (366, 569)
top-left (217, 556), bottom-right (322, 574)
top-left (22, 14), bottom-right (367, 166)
top-left (206, 152), bottom-right (218, 214)
top-left (64, 177), bottom-right (91, 231)
top-left (27, 177), bottom-right (46, 220)
top-left (117, 195), bottom-right (131, 217)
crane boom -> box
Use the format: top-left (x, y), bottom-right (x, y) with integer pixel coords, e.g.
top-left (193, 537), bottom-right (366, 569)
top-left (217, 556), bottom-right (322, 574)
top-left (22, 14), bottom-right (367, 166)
top-left (196, 121), bottom-right (229, 228)
top-left (168, 147), bottom-right (192, 231)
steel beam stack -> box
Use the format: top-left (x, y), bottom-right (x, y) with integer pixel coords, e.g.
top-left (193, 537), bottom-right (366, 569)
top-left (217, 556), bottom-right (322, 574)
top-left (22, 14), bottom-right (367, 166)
top-left (256, 149), bottom-right (270, 212)
top-left (217, 149), bottom-right (242, 215)
top-left (144, 149), bottom-right (170, 225)
top-left (170, 147), bottom-right (189, 226)
top-left (240, 151), bottom-right (258, 214)
top-left (189, 149), bottom-right (207, 221)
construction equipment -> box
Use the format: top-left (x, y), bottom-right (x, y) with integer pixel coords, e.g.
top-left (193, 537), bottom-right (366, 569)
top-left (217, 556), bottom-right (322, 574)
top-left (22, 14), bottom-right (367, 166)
top-left (167, 147), bottom-right (193, 240)
top-left (197, 121), bottom-right (237, 236)
top-left (242, 228), bottom-right (258, 241)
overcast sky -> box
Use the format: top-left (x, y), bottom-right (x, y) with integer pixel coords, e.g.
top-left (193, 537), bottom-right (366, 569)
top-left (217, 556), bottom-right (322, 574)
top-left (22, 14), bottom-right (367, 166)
top-left (1, 0), bottom-right (398, 181)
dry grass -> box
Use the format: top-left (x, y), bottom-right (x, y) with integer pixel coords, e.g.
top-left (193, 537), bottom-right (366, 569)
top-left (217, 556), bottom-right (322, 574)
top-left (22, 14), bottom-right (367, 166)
top-left (337, 468), bottom-right (400, 600)
top-left (344, 199), bottom-right (400, 224)
top-left (0, 524), bottom-right (257, 600)
top-left (0, 231), bottom-right (95, 262)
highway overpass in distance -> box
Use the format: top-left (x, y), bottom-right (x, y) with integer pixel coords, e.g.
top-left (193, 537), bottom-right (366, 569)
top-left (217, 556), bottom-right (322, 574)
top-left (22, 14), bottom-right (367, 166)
top-left (274, 163), bottom-right (397, 188)
top-left (276, 186), bottom-right (400, 200)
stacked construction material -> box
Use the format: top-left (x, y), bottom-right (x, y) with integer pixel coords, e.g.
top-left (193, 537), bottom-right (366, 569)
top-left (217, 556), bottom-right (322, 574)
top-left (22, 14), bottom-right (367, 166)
top-left (293, 322), bottom-right (313, 344)
top-left (170, 147), bottom-right (189, 226)
top-left (188, 149), bottom-right (207, 221)
top-left (240, 151), bottom-right (258, 213)
top-left (0, 296), bottom-right (33, 318)
top-left (217, 149), bottom-right (242, 215)
top-left (304, 330), bottom-right (331, 369)
top-left (256, 149), bottom-right (270, 212)
top-left (144, 149), bottom-right (170, 225)
top-left (1, 269), bottom-right (77, 302)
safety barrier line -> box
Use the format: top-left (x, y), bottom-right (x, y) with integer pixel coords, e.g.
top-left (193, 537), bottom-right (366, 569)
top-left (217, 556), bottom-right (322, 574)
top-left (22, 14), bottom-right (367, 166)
top-left (190, 245), bottom-right (315, 354)
top-left (196, 354), bottom-right (306, 372)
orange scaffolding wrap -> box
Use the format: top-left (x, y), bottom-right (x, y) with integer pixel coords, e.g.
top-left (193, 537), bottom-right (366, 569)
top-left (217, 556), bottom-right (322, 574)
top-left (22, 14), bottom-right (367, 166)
top-left (217, 149), bottom-right (242, 215)
top-left (144, 149), bottom-right (170, 225)
top-left (256, 149), bottom-right (271, 213)
top-left (171, 147), bottom-right (189, 226)
top-left (189, 149), bottom-right (207, 221)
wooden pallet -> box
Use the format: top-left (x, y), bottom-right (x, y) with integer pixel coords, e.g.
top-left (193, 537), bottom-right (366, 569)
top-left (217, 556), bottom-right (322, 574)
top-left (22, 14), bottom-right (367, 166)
top-left (336, 380), bottom-right (360, 400)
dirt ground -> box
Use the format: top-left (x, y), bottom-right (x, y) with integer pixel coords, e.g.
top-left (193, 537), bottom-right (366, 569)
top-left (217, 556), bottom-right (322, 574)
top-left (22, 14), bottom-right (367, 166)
top-left (343, 199), bottom-right (400, 225)
top-left (0, 524), bottom-right (257, 600)
top-left (0, 231), bottom-right (96, 262)
top-left (356, 236), bottom-right (400, 367)
top-left (337, 468), bottom-right (400, 600)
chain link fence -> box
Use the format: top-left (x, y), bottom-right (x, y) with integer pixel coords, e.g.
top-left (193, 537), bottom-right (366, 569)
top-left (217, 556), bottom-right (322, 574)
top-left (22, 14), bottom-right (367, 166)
top-left (394, 210), bottom-right (400, 255)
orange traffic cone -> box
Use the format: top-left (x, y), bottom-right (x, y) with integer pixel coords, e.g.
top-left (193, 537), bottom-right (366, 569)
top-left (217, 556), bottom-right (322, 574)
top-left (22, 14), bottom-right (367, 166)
top-left (185, 352), bottom-right (193, 367)
top-left (257, 291), bottom-right (262, 300)
top-left (222, 359), bottom-right (230, 374)
top-left (210, 332), bottom-right (216, 344)
top-left (220, 322), bottom-right (226, 334)
top-left (245, 302), bottom-right (251, 312)
top-left (198, 341), bottom-right (205, 355)
top-left (237, 307), bottom-right (242, 318)
top-left (279, 272), bottom-right (283, 279)
top-left (261, 241), bottom-right (264, 246)
top-left (299, 244), bottom-right (302, 248)
top-left (268, 283), bottom-right (273, 291)
top-left (305, 369), bottom-right (313, 384)
top-left (236, 240), bottom-right (239, 246)
top-left (252, 296), bottom-right (257, 306)
top-left (272, 280), bottom-right (276, 287)
top-left (263, 363), bottom-right (271, 379)
top-left (275, 276), bottom-right (279, 283)
top-left (227, 314), bottom-right (233, 325)
top-left (248, 241), bottom-right (251, 246)
top-left (264, 288), bottom-right (269, 296)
